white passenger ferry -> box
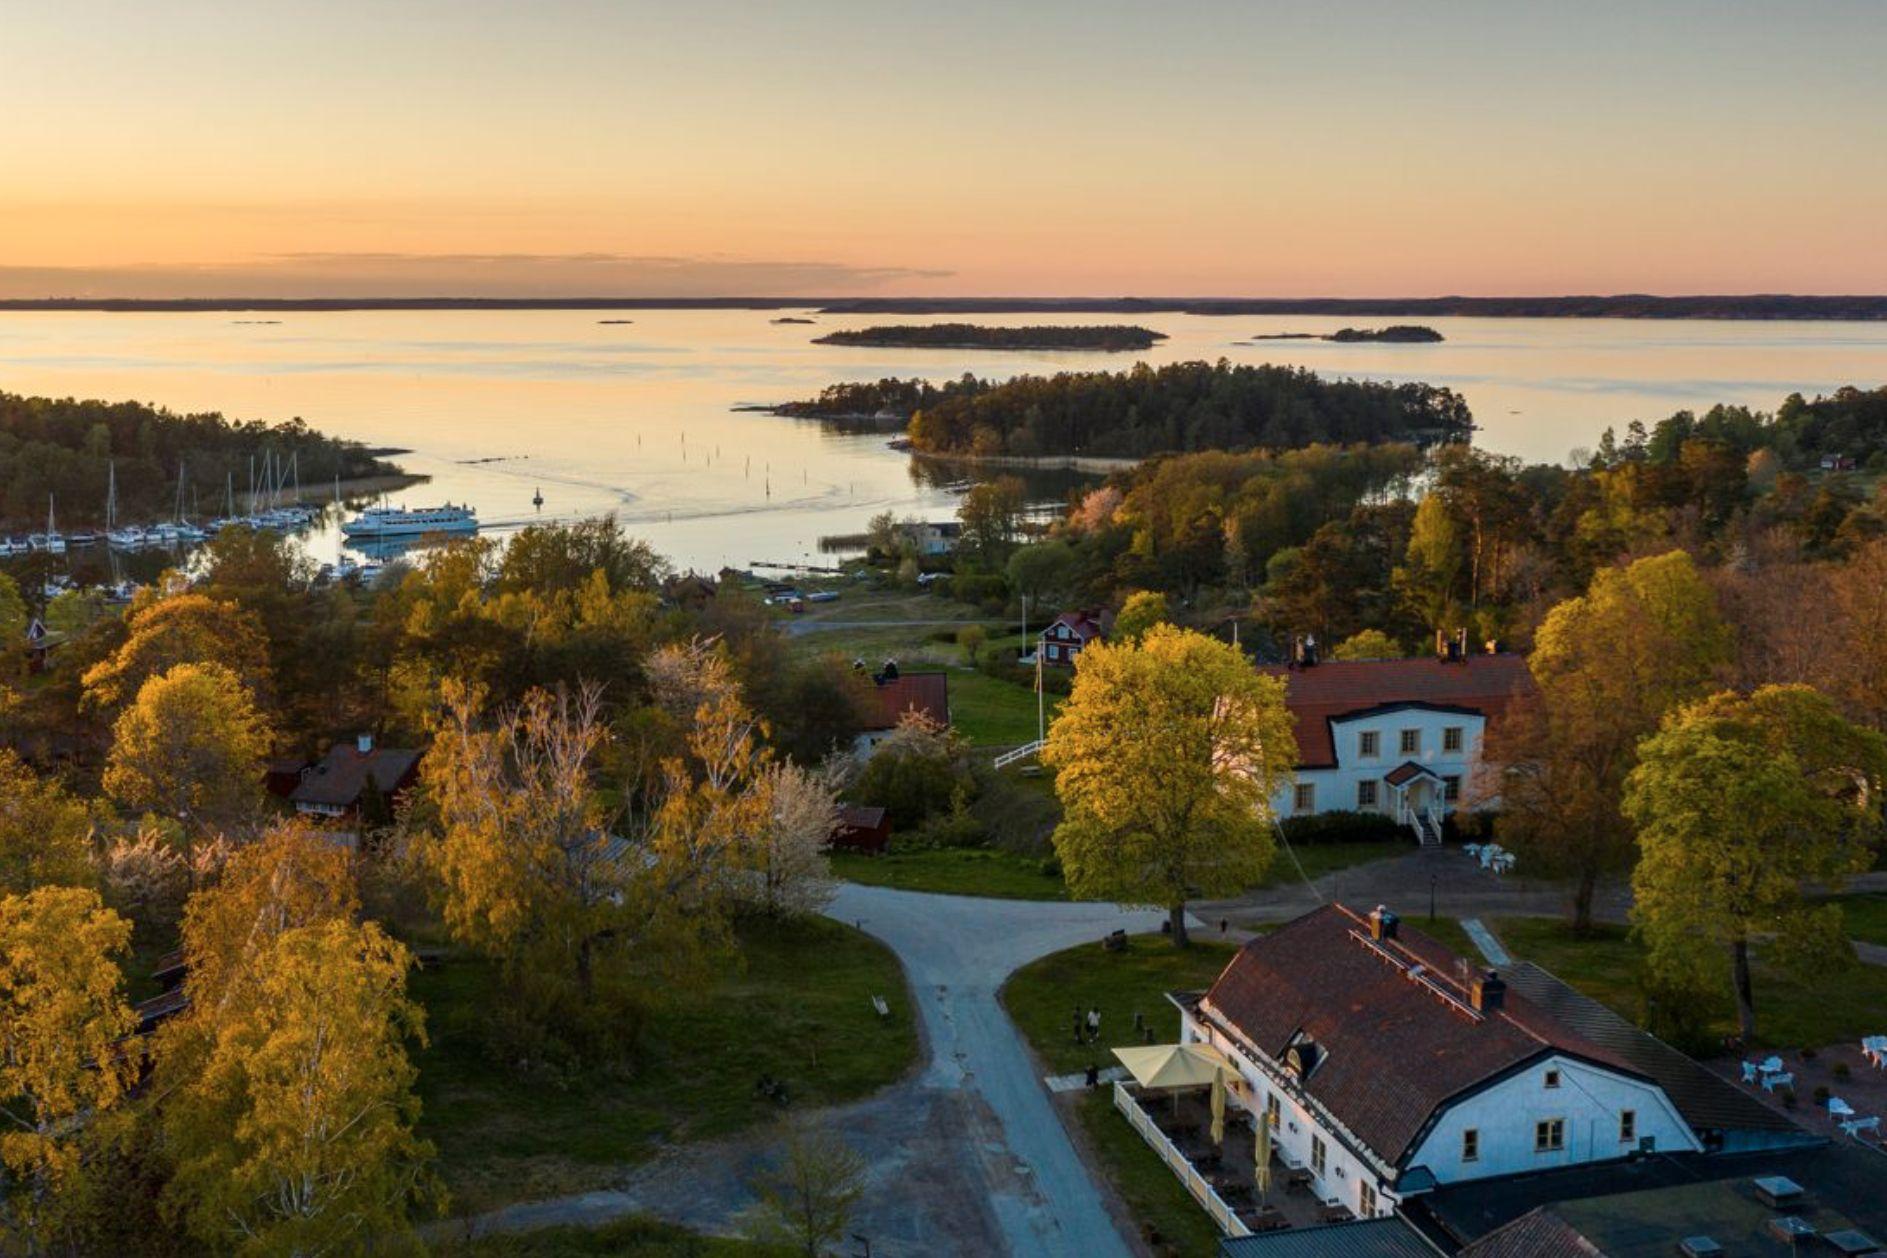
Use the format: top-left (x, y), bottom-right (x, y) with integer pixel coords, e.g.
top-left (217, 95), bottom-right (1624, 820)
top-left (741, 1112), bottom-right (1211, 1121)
top-left (340, 503), bottom-right (479, 539)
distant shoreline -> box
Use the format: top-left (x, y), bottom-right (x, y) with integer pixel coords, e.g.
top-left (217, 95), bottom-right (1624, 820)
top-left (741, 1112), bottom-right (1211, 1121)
top-left (5, 295), bottom-right (1887, 320)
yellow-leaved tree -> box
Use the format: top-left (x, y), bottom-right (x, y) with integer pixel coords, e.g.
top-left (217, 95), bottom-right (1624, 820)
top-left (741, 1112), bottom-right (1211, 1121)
top-left (0, 887), bottom-right (138, 1247)
top-left (0, 749), bottom-right (98, 894)
top-left (80, 592), bottom-right (273, 712)
top-left (158, 825), bottom-right (436, 1252)
top-left (1484, 550), bottom-right (1731, 932)
top-left (1043, 624), bottom-right (1297, 945)
top-left (103, 662), bottom-right (271, 834)
top-left (1625, 684), bottom-right (1887, 1043)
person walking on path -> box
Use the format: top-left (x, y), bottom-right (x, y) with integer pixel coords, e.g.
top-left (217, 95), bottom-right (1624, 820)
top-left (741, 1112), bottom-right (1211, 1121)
top-left (1085, 1007), bottom-right (1101, 1044)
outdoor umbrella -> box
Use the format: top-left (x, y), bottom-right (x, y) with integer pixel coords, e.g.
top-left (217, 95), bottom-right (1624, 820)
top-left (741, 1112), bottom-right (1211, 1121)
top-left (1254, 1108), bottom-right (1272, 1201)
top-left (1210, 1066), bottom-right (1226, 1145)
top-left (1111, 1042), bottom-right (1234, 1090)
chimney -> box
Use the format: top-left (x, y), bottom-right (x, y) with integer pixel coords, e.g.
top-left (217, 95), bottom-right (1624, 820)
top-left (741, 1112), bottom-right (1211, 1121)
top-left (1301, 633), bottom-right (1318, 668)
top-left (1484, 638), bottom-right (1500, 655)
top-left (356, 732), bottom-right (374, 756)
top-left (1470, 969), bottom-right (1506, 1013)
top-left (1368, 904), bottom-right (1399, 941)
top-left (1456, 627), bottom-right (1469, 660)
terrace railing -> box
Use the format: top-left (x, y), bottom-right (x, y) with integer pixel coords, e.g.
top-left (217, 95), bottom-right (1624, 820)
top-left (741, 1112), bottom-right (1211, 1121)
top-left (1112, 1081), bottom-right (1252, 1238)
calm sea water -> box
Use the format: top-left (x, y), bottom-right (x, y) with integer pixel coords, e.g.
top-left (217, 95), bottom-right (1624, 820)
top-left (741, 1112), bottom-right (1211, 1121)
top-left (2, 309), bottom-right (1884, 572)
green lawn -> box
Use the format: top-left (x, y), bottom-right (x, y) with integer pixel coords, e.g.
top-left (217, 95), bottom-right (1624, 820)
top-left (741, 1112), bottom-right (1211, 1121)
top-left (1002, 935), bottom-right (1238, 1077)
top-left (1837, 893), bottom-right (1887, 946)
top-left (439, 1215), bottom-right (794, 1256)
top-left (831, 847), bottom-right (1067, 900)
top-left (947, 668), bottom-right (1060, 746)
top-left (1255, 840), bottom-right (1412, 890)
top-left (1071, 1089), bottom-right (1224, 1258)
top-left (1492, 916), bottom-right (1887, 1051)
top-left (1403, 914), bottom-right (1482, 958)
top-left (1002, 936), bottom-right (1239, 1255)
top-left (414, 917), bottom-right (918, 1214)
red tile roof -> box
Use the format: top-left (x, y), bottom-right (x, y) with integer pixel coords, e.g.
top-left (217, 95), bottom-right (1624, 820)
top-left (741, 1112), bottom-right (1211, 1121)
top-left (866, 672), bottom-right (950, 732)
top-left (289, 743), bottom-right (422, 809)
top-left (1200, 903), bottom-right (1644, 1167)
top-left (1045, 609), bottom-right (1113, 643)
top-left (1257, 655), bottom-right (1535, 769)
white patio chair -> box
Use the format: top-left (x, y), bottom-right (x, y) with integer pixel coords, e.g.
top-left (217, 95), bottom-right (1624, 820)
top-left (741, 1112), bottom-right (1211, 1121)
top-left (1840, 1115), bottom-right (1880, 1140)
top-left (1761, 1071), bottom-right (1794, 1093)
top-left (1829, 1097), bottom-right (1856, 1120)
top-left (1741, 1061), bottom-right (1759, 1085)
top-left (1759, 1055), bottom-right (1785, 1075)
top-left (1463, 843), bottom-right (1483, 859)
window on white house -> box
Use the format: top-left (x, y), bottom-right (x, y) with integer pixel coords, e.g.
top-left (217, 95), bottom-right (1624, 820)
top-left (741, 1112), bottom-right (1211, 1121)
top-left (1357, 780), bottom-right (1379, 809)
top-left (1360, 1181), bottom-right (1378, 1216)
top-left (1311, 1134), bottom-right (1327, 1177)
top-left (1266, 1092), bottom-right (1281, 1129)
top-left (1544, 1069), bottom-right (1561, 1088)
top-left (1444, 775), bottom-right (1462, 802)
top-left (1399, 728), bottom-right (1420, 755)
top-left (1620, 1110), bottom-right (1636, 1143)
top-left (1294, 783), bottom-right (1316, 814)
top-left (1535, 1118), bottom-right (1565, 1152)
top-left (1443, 726), bottom-right (1464, 753)
top-left (1462, 1129), bottom-right (1479, 1162)
top-left (1359, 730), bottom-right (1380, 758)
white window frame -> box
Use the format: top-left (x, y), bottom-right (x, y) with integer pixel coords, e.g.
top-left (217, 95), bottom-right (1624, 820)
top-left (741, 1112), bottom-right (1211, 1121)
top-left (1535, 1117), bottom-right (1566, 1153)
top-left (1357, 780), bottom-right (1378, 810)
top-left (1358, 729), bottom-right (1380, 758)
top-left (1399, 728), bottom-right (1420, 756)
top-left (1293, 782), bottom-right (1316, 815)
top-left (1462, 1128), bottom-right (1479, 1162)
top-left (1443, 725), bottom-right (1464, 753)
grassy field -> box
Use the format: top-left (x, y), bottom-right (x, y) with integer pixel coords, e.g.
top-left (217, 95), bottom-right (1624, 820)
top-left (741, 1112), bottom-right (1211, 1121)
top-left (1002, 935), bottom-right (1239, 1077)
top-left (1255, 840), bottom-right (1412, 890)
top-left (1838, 893), bottom-right (1887, 945)
top-left (439, 1215), bottom-right (794, 1256)
top-left (414, 917), bottom-right (917, 1214)
top-left (1492, 916), bottom-right (1887, 1051)
top-left (1002, 936), bottom-right (1239, 1255)
top-left (948, 668), bottom-right (1060, 746)
top-left (830, 847), bottom-right (1067, 900)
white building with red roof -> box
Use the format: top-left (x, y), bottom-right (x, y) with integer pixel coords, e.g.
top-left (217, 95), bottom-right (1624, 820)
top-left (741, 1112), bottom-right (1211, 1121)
top-left (1258, 643), bottom-right (1534, 842)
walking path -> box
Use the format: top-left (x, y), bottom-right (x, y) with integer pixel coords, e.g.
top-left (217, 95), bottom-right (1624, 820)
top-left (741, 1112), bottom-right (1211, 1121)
top-left (465, 885), bottom-right (1176, 1257)
top-left (1461, 918), bottom-right (1511, 965)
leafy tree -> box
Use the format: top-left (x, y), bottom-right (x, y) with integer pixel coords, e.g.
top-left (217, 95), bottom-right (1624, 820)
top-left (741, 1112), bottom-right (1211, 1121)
top-left (81, 593), bottom-right (272, 712)
top-left (1043, 625), bottom-right (1296, 944)
top-left (850, 713), bottom-right (972, 830)
top-left (957, 477), bottom-right (1027, 565)
top-left (1112, 591), bottom-right (1171, 642)
top-left (1395, 492), bottom-right (1463, 630)
top-left (0, 887), bottom-right (138, 1246)
top-left (0, 573), bottom-right (25, 678)
top-left (0, 749), bottom-right (96, 893)
top-left (1625, 685), bottom-right (1887, 1042)
top-left (1005, 540), bottom-right (1081, 612)
top-left (956, 624), bottom-right (988, 666)
top-left (1488, 551), bottom-right (1731, 932)
top-left (739, 1120), bottom-right (868, 1257)
top-left (160, 918), bottom-right (434, 1253)
top-left (43, 588), bottom-right (105, 637)
top-left (746, 762), bottom-right (838, 919)
top-left (1330, 629), bottom-right (1401, 661)
top-left (103, 663), bottom-right (271, 833)
top-left (495, 515), bottom-right (669, 596)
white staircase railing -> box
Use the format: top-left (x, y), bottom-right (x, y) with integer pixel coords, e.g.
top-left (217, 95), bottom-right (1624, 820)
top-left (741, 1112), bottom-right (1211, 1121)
top-left (993, 740), bottom-right (1044, 769)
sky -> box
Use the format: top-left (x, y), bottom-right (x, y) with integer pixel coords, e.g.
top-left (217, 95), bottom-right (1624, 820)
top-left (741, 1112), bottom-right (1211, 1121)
top-left (2, 0), bottom-right (1884, 299)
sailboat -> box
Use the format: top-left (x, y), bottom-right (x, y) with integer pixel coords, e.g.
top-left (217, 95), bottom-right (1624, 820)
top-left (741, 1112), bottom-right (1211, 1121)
top-left (106, 461), bottom-right (146, 549)
top-left (36, 495), bottom-right (67, 554)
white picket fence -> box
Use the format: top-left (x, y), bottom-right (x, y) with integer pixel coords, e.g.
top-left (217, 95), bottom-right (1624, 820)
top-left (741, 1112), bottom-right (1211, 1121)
top-left (1112, 1081), bottom-right (1252, 1238)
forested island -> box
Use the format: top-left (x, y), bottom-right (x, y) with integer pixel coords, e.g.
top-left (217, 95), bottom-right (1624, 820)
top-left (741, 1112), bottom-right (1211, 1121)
top-left (0, 392), bottom-right (405, 528)
top-left (1251, 325), bottom-right (1444, 343)
top-left (812, 323), bottom-right (1166, 352)
top-left (774, 361), bottom-right (1473, 458)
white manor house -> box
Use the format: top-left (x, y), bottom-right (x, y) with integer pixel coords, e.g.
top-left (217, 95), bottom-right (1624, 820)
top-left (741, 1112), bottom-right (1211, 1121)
top-left (1260, 637), bottom-right (1533, 843)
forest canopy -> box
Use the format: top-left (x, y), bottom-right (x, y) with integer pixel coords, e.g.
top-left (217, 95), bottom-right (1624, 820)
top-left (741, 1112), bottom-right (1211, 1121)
top-left (775, 361), bottom-right (1473, 458)
top-left (0, 392), bottom-right (401, 529)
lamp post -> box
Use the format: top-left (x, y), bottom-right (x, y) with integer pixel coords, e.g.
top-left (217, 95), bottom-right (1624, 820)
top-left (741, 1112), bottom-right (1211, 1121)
top-left (1429, 873), bottom-right (1438, 922)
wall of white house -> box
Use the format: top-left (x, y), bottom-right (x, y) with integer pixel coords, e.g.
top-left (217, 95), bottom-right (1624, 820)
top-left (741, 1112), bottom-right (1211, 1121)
top-left (1273, 707), bottom-right (1488, 820)
top-left (1180, 1010), bottom-right (1400, 1219)
top-left (1407, 1053), bottom-right (1701, 1183)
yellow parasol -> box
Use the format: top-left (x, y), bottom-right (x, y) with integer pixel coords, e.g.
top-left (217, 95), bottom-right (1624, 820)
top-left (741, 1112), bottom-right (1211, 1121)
top-left (1254, 1106), bottom-right (1273, 1199)
top-left (1111, 1042), bottom-right (1235, 1091)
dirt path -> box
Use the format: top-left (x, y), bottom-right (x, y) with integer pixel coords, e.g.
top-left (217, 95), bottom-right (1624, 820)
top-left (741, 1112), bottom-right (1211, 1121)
top-left (460, 885), bottom-right (1176, 1257)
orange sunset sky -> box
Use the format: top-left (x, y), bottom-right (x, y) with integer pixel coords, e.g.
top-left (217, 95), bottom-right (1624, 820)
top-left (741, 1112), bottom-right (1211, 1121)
top-left (3, 1), bottom-right (1884, 299)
